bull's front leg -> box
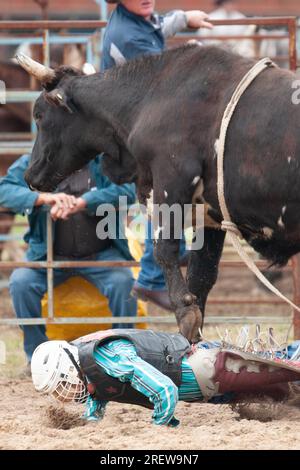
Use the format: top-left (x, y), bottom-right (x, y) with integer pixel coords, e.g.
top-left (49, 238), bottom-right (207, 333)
top-left (187, 228), bottom-right (225, 323)
top-left (154, 235), bottom-right (202, 344)
top-left (147, 161), bottom-right (204, 342)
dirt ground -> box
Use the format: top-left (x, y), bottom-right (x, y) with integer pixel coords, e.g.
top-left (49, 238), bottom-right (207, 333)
top-left (1, 378), bottom-right (300, 450)
top-left (1, 260), bottom-right (300, 450)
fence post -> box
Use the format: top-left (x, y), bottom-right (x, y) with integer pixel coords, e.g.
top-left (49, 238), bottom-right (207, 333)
top-left (43, 29), bottom-right (50, 67)
top-left (288, 18), bottom-right (297, 72)
top-left (47, 212), bottom-right (54, 320)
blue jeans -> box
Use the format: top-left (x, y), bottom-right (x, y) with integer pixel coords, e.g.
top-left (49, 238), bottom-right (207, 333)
top-left (136, 221), bottom-right (186, 291)
top-left (9, 246), bottom-right (137, 361)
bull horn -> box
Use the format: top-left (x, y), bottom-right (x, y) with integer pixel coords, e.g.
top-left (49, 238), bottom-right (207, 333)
top-left (15, 52), bottom-right (55, 83)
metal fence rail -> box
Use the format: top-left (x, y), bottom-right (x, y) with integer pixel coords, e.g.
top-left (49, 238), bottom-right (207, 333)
top-left (0, 17), bottom-right (299, 334)
top-left (0, 316), bottom-right (291, 326)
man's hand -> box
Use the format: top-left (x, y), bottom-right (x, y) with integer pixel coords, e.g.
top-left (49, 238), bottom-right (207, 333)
top-left (35, 192), bottom-right (86, 220)
top-left (167, 416), bottom-right (180, 427)
top-left (50, 197), bottom-right (87, 221)
top-left (35, 192), bottom-right (77, 209)
top-left (185, 11), bottom-right (213, 30)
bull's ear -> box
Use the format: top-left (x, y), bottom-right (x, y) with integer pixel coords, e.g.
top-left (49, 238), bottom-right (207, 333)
top-left (45, 89), bottom-right (74, 114)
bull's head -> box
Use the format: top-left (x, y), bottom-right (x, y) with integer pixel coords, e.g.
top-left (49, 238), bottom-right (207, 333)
top-left (16, 53), bottom-right (113, 191)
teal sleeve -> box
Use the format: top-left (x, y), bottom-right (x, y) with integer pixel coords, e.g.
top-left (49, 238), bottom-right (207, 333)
top-left (83, 395), bottom-right (107, 422)
top-left (81, 182), bottom-right (136, 215)
top-left (0, 154), bottom-right (39, 215)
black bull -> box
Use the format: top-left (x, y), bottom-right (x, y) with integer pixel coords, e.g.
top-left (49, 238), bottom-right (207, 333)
top-left (18, 44), bottom-right (300, 342)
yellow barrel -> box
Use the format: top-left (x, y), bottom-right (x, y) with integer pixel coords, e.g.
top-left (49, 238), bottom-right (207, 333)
top-left (42, 232), bottom-right (147, 341)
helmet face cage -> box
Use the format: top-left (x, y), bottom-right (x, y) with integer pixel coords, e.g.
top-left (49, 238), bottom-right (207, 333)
top-left (53, 378), bottom-right (89, 404)
top-left (51, 348), bottom-right (89, 404)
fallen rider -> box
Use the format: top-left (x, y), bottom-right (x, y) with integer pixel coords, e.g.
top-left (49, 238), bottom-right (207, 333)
top-left (31, 328), bottom-right (300, 426)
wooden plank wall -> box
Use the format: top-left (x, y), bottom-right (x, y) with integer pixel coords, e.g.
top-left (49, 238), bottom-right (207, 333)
top-left (1, 0), bottom-right (299, 19)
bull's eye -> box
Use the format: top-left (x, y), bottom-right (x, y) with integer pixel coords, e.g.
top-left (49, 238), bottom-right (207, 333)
top-left (34, 113), bottom-right (42, 122)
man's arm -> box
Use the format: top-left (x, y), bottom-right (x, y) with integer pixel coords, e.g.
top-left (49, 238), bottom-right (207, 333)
top-left (81, 180), bottom-right (136, 215)
top-left (161, 10), bottom-right (213, 38)
top-left (0, 154), bottom-right (38, 215)
top-left (50, 180), bottom-right (135, 220)
top-left (94, 340), bottom-right (179, 426)
top-left (161, 10), bottom-right (187, 38)
top-left (82, 395), bottom-right (107, 422)
top-left (0, 154), bottom-right (80, 219)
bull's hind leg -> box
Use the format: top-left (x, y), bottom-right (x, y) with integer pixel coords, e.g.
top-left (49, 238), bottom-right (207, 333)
top-left (186, 228), bottom-right (225, 327)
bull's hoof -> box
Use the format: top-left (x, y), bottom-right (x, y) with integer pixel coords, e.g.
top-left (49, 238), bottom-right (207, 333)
top-left (176, 304), bottom-right (203, 343)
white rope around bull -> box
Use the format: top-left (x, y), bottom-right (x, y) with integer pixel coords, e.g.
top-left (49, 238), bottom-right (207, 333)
top-left (216, 57), bottom-right (300, 315)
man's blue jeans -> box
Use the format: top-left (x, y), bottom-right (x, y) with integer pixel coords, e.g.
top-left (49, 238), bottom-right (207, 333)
top-left (9, 246), bottom-right (137, 361)
top-left (136, 221), bottom-right (186, 291)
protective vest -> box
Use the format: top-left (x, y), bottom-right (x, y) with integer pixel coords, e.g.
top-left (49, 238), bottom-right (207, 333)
top-left (54, 165), bottom-right (111, 258)
top-left (73, 329), bottom-right (191, 408)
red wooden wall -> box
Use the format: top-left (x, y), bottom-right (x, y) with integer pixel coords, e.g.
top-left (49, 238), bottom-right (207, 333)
top-left (0, 0), bottom-right (299, 19)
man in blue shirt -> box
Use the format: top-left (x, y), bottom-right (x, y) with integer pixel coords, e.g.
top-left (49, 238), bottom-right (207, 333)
top-left (101, 1), bottom-right (212, 69)
top-left (31, 328), bottom-right (300, 427)
top-left (0, 154), bottom-right (137, 363)
top-left (101, 0), bottom-right (213, 310)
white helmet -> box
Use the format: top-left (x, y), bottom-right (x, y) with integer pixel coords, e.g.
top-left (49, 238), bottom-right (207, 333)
top-left (31, 340), bottom-right (88, 403)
